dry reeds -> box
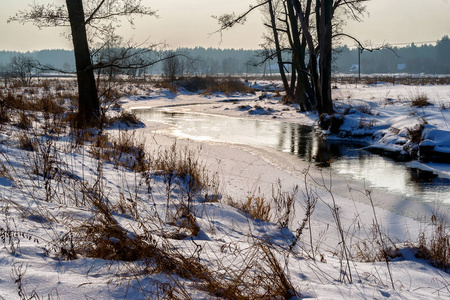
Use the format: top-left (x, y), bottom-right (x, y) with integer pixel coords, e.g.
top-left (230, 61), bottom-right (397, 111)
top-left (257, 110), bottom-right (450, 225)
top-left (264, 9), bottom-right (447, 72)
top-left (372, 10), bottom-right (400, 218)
top-left (416, 214), bottom-right (449, 272)
top-left (240, 196), bottom-right (271, 222)
top-left (410, 92), bottom-right (431, 107)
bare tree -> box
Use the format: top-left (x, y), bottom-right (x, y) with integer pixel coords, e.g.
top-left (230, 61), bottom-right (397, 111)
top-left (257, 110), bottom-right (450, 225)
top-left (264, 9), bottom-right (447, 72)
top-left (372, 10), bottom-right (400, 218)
top-left (6, 54), bottom-right (37, 86)
top-left (66, 0), bottom-right (99, 125)
top-left (9, 0), bottom-right (156, 127)
top-left (162, 52), bottom-right (181, 84)
top-left (260, 0), bottom-right (314, 111)
top-left (216, 0), bottom-right (368, 115)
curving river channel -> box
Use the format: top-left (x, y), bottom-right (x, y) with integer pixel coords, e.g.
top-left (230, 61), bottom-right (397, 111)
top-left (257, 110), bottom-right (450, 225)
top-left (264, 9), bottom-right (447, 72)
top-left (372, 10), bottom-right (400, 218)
top-left (134, 107), bottom-right (450, 206)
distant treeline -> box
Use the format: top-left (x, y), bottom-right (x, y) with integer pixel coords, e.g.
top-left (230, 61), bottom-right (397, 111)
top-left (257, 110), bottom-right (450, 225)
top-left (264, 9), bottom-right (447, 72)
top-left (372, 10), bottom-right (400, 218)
top-left (0, 48), bottom-right (270, 76)
top-left (0, 49), bottom-right (75, 73)
top-left (1, 36), bottom-right (449, 75)
top-left (334, 36), bottom-right (450, 74)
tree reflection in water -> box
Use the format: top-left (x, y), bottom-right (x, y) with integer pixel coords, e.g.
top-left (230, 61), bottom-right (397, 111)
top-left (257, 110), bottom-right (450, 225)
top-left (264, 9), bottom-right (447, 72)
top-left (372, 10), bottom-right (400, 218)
top-left (134, 107), bottom-right (450, 204)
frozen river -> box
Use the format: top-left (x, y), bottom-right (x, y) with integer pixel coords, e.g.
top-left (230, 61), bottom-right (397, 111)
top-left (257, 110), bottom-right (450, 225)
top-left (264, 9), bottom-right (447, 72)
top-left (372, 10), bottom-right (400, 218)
top-left (134, 106), bottom-right (450, 206)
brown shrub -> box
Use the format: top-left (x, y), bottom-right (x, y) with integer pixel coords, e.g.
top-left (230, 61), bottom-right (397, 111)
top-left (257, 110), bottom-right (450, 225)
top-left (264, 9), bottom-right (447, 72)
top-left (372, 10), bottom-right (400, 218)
top-left (92, 131), bottom-right (147, 171)
top-left (18, 133), bottom-right (37, 151)
top-left (36, 96), bottom-right (65, 114)
top-left (203, 77), bottom-right (254, 95)
top-left (17, 112), bottom-right (32, 130)
top-left (407, 122), bottom-right (426, 144)
top-left (0, 92), bottom-right (16, 122)
top-left (154, 143), bottom-right (206, 192)
top-left (178, 76), bottom-right (215, 92)
top-left (105, 111), bottom-right (143, 128)
top-left (411, 93), bottom-right (431, 107)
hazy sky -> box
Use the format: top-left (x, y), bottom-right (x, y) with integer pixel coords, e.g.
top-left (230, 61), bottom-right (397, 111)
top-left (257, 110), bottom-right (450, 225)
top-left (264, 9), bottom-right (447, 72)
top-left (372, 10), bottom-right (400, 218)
top-left (1, 0), bottom-right (449, 52)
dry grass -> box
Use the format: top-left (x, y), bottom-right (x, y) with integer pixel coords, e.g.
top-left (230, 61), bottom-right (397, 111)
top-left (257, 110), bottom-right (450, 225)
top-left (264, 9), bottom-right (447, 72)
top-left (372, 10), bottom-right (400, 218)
top-left (153, 143), bottom-right (207, 193)
top-left (416, 214), bottom-right (449, 272)
top-left (0, 92), bottom-right (15, 123)
top-left (90, 131), bottom-right (147, 171)
top-left (35, 95), bottom-right (65, 114)
top-left (204, 77), bottom-right (254, 95)
top-left (17, 132), bottom-right (37, 152)
top-left (76, 217), bottom-right (155, 262)
top-left (201, 242), bottom-right (299, 299)
top-left (240, 195), bottom-right (271, 222)
top-left (167, 205), bottom-right (200, 239)
top-left (410, 92), bottom-right (431, 107)
top-left (341, 103), bottom-right (373, 116)
top-left (272, 179), bottom-right (298, 228)
top-left (17, 112), bottom-right (33, 130)
top-left (358, 117), bottom-right (377, 129)
top-left (352, 224), bottom-right (400, 263)
top-left (178, 76), bottom-right (214, 92)
top-left (156, 80), bottom-right (178, 93)
top-left (105, 110), bottom-right (143, 128)
top-left (177, 76), bottom-right (255, 95)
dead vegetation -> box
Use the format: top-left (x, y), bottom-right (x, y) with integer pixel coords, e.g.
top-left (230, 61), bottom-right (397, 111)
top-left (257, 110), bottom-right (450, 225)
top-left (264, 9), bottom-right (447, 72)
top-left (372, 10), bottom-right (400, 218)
top-left (416, 214), bottom-right (449, 272)
top-left (168, 76), bottom-right (255, 95)
top-left (410, 92), bottom-right (432, 107)
top-left (334, 75), bottom-right (450, 86)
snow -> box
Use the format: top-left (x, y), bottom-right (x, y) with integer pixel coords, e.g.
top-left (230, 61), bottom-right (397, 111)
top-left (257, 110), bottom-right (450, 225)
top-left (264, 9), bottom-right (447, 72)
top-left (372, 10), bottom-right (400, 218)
top-left (422, 126), bottom-right (450, 152)
top-left (0, 81), bottom-right (449, 299)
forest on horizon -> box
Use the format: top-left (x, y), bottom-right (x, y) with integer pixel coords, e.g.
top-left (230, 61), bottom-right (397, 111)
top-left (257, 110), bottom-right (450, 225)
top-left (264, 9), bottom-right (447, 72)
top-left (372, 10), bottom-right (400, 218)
top-left (1, 35), bottom-right (449, 76)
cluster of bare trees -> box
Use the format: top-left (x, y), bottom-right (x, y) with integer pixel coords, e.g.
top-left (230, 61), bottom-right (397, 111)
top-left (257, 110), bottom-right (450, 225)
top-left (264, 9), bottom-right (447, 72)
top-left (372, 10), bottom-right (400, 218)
top-left (1, 54), bottom-right (37, 87)
top-left (217, 0), bottom-right (367, 115)
top-left (8, 0), bottom-right (369, 125)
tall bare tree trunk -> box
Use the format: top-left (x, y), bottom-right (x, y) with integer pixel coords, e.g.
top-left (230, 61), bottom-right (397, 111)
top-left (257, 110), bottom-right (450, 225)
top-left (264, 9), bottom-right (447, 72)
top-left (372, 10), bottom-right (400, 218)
top-left (66, 0), bottom-right (99, 126)
top-left (318, 0), bottom-right (333, 114)
top-left (267, 0), bottom-right (292, 101)
top-left (286, 0), bottom-right (313, 111)
top-left (292, 0), bottom-right (321, 112)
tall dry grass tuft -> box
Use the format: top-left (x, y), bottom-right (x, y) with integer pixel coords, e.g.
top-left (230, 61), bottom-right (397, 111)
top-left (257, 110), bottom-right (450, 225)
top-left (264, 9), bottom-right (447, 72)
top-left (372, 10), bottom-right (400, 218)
top-left (352, 223), bottom-right (400, 263)
top-left (106, 111), bottom-right (143, 128)
top-left (272, 179), bottom-right (298, 228)
top-left (239, 195), bottom-right (271, 222)
top-left (289, 167), bottom-right (319, 260)
top-left (410, 91), bottom-right (431, 107)
top-left (416, 214), bottom-right (449, 272)
top-left (200, 242), bottom-right (299, 299)
top-left (154, 143), bottom-right (207, 195)
top-left (91, 130), bottom-right (147, 171)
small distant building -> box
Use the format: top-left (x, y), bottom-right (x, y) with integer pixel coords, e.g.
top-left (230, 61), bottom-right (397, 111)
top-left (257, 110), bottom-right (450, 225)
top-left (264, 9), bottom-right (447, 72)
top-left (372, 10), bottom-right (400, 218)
top-left (397, 64), bottom-right (407, 71)
top-left (350, 64), bottom-right (359, 72)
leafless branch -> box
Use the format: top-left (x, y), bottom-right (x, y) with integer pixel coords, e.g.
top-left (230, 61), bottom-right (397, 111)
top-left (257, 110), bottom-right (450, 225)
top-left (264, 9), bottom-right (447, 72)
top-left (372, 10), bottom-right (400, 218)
top-left (212, 1), bottom-right (269, 32)
top-left (334, 33), bottom-right (400, 57)
top-left (7, 3), bottom-right (69, 28)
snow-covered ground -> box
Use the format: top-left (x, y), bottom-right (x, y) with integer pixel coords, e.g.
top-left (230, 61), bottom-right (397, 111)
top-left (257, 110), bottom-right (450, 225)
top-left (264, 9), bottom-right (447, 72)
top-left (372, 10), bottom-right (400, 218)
top-left (0, 80), bottom-right (449, 299)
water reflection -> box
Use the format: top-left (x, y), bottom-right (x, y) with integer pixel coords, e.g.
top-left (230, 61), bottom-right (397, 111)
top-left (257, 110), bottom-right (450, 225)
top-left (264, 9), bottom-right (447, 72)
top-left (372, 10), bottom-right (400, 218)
top-left (134, 107), bottom-right (450, 204)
